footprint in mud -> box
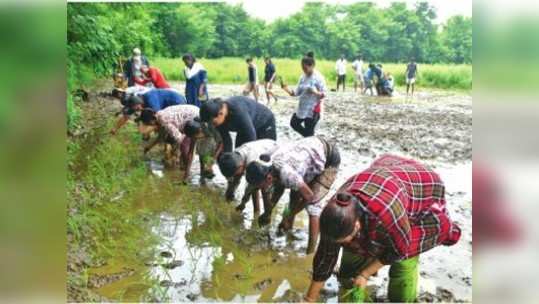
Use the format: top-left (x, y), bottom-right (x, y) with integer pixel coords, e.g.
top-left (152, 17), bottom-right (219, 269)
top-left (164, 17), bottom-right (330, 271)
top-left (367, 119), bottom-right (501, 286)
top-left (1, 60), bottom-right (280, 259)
top-left (273, 289), bottom-right (303, 302)
top-left (162, 260), bottom-right (184, 269)
top-left (417, 287), bottom-right (460, 303)
top-left (159, 251), bottom-right (173, 258)
top-left (233, 273), bottom-right (249, 280)
top-left (159, 280), bottom-right (174, 287)
top-left (254, 278), bottom-right (273, 291)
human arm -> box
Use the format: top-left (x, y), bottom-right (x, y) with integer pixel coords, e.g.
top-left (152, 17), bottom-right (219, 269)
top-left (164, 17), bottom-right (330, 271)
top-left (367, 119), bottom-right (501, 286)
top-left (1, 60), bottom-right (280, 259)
top-left (226, 175), bottom-right (242, 201)
top-left (297, 181), bottom-right (315, 203)
top-left (304, 236), bottom-right (341, 302)
top-left (183, 138), bottom-right (196, 181)
top-left (353, 259), bottom-right (384, 288)
top-left (143, 135), bottom-right (161, 154)
top-left (219, 127), bottom-right (233, 152)
top-left (199, 70), bottom-right (208, 96)
top-left (110, 114), bottom-right (130, 135)
top-left (235, 111), bottom-right (257, 145)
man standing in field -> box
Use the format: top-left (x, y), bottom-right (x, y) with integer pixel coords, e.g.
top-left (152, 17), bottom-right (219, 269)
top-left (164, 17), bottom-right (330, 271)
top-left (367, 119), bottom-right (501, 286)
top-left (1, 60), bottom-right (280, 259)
top-left (243, 57), bottom-right (260, 102)
top-left (335, 54), bottom-right (347, 92)
top-left (351, 55), bottom-right (364, 93)
top-left (406, 57), bottom-right (418, 96)
top-left (123, 48), bottom-right (150, 87)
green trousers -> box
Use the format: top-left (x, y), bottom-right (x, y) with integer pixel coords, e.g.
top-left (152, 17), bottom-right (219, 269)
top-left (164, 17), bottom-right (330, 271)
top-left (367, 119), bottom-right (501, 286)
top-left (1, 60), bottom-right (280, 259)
top-left (338, 250), bottom-right (419, 303)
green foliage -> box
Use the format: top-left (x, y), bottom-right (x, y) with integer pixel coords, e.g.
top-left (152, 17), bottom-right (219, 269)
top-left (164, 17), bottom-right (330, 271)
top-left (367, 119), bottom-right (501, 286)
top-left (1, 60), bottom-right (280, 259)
top-left (67, 2), bottom-right (472, 66)
top-left (441, 16), bottom-right (473, 64)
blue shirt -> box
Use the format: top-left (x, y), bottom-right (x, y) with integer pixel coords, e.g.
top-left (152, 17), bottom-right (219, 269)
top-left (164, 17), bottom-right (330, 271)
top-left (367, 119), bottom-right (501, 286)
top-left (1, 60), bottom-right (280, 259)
top-left (123, 89), bottom-right (186, 115)
top-left (143, 89), bottom-right (186, 111)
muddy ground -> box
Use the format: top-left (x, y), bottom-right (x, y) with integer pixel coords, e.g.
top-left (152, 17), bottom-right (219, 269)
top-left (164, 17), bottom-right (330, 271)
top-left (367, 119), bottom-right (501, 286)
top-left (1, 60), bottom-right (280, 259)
top-left (76, 83), bottom-right (472, 302)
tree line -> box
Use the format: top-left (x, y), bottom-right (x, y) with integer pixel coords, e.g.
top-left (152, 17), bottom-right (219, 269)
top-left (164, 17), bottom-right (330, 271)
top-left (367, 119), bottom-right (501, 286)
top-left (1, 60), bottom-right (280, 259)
top-left (68, 2), bottom-right (471, 79)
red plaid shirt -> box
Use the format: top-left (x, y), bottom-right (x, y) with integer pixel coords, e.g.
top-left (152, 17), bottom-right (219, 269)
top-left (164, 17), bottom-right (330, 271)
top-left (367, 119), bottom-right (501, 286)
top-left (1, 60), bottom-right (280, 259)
top-left (313, 154), bottom-right (461, 281)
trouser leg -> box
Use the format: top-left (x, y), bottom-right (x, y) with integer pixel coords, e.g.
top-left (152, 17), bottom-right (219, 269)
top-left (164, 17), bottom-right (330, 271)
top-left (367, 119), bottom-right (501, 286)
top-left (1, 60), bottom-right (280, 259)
top-left (387, 256), bottom-right (419, 303)
top-left (290, 113), bottom-right (307, 137)
top-left (304, 113), bottom-right (320, 137)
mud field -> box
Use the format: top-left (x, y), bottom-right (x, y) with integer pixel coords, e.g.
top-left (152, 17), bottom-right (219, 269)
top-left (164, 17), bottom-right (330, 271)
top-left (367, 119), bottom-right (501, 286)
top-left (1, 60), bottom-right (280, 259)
top-left (79, 83), bottom-right (472, 302)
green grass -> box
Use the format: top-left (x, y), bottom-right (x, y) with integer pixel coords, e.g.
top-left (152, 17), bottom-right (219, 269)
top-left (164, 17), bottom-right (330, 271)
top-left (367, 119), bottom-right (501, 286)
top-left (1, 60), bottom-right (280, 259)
top-left (67, 110), bottom-right (162, 301)
top-left (152, 57), bottom-right (472, 91)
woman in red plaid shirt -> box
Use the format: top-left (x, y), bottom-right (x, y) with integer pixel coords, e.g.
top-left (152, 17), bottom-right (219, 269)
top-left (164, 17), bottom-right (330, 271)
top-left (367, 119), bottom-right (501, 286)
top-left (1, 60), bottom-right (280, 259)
top-left (304, 154), bottom-right (461, 303)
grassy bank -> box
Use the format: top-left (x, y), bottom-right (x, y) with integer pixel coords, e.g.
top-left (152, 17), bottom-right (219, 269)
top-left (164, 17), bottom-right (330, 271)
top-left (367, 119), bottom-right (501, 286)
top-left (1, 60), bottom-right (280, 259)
top-left (152, 57), bottom-right (472, 91)
top-left (67, 99), bottom-right (162, 301)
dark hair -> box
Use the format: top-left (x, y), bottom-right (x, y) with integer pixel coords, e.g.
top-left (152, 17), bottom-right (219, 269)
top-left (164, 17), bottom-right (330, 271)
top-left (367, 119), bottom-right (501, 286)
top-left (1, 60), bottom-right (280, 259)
top-left (368, 63), bottom-right (375, 69)
top-left (217, 152), bottom-right (243, 177)
top-left (136, 108), bottom-right (157, 125)
top-left (320, 192), bottom-right (360, 240)
top-left (245, 162), bottom-right (272, 185)
top-left (200, 99), bottom-right (224, 122)
top-left (182, 53), bottom-right (196, 62)
top-left (306, 51), bottom-right (314, 58)
top-left (184, 119), bottom-right (202, 137)
top-left (301, 56), bottom-right (315, 67)
top-left (246, 57), bottom-right (253, 63)
top-left (127, 95), bottom-right (144, 107)
top-left (112, 88), bottom-right (124, 99)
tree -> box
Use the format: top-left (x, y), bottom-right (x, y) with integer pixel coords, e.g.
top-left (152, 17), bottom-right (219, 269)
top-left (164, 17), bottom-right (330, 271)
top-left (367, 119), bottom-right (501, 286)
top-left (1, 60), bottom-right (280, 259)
top-left (441, 16), bottom-right (472, 63)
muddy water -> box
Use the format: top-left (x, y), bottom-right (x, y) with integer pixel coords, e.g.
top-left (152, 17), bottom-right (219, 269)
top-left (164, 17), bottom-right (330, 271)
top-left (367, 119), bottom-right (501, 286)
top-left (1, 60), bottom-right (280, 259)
top-left (89, 84), bottom-right (472, 302)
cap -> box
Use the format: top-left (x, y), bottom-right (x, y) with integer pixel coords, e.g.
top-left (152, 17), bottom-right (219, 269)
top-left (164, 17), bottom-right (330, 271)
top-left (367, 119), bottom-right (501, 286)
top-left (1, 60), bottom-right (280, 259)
top-left (133, 48), bottom-right (141, 55)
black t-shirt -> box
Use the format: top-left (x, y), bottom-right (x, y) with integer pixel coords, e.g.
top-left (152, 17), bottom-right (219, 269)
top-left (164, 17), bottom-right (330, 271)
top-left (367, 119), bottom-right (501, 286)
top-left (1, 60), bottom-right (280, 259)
top-left (248, 65), bottom-right (256, 83)
top-left (264, 63), bottom-right (276, 82)
top-left (407, 63), bottom-right (417, 78)
top-left (218, 96), bottom-right (275, 151)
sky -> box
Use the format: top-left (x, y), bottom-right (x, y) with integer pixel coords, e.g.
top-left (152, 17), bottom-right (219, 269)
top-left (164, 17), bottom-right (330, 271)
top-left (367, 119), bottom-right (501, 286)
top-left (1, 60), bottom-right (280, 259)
top-left (226, 0), bottom-right (472, 24)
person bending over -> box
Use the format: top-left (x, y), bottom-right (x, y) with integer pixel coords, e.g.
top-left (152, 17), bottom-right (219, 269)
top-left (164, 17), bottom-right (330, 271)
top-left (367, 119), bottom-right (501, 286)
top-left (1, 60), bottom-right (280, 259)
top-left (200, 96), bottom-right (276, 152)
top-left (217, 139), bottom-right (279, 215)
top-left (110, 89), bottom-right (186, 135)
top-left (245, 136), bottom-right (340, 254)
top-left (304, 154), bottom-right (461, 303)
top-left (136, 104), bottom-right (202, 181)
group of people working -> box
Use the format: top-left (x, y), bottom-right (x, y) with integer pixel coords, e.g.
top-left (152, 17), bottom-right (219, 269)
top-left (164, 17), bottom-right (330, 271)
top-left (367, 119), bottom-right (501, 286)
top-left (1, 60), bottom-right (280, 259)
top-left (336, 55), bottom-right (419, 97)
top-left (111, 48), bottom-right (458, 303)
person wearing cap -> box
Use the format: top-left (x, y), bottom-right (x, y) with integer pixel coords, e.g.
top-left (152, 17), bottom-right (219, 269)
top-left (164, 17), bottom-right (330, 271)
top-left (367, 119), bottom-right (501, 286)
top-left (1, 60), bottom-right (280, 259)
top-left (182, 53), bottom-right (209, 107)
top-left (217, 139), bottom-right (279, 214)
top-left (135, 65), bottom-right (170, 89)
top-left (123, 48), bottom-right (150, 87)
top-left (200, 96), bottom-right (276, 152)
top-left (245, 136), bottom-right (340, 254)
top-left (303, 154), bottom-right (462, 303)
top-left (136, 104), bottom-right (202, 181)
top-left (110, 89), bottom-right (186, 135)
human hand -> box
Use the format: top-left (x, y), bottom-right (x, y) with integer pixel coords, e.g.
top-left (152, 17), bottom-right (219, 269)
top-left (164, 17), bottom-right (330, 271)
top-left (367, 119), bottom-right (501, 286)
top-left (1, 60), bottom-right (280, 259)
top-left (353, 273), bottom-right (369, 288)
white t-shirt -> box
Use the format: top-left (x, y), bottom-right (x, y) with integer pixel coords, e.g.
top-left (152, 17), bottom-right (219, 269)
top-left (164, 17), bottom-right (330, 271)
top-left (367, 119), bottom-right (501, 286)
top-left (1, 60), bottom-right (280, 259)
top-left (352, 59), bottom-right (364, 76)
top-left (236, 139), bottom-right (279, 164)
top-left (335, 59), bottom-right (347, 76)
